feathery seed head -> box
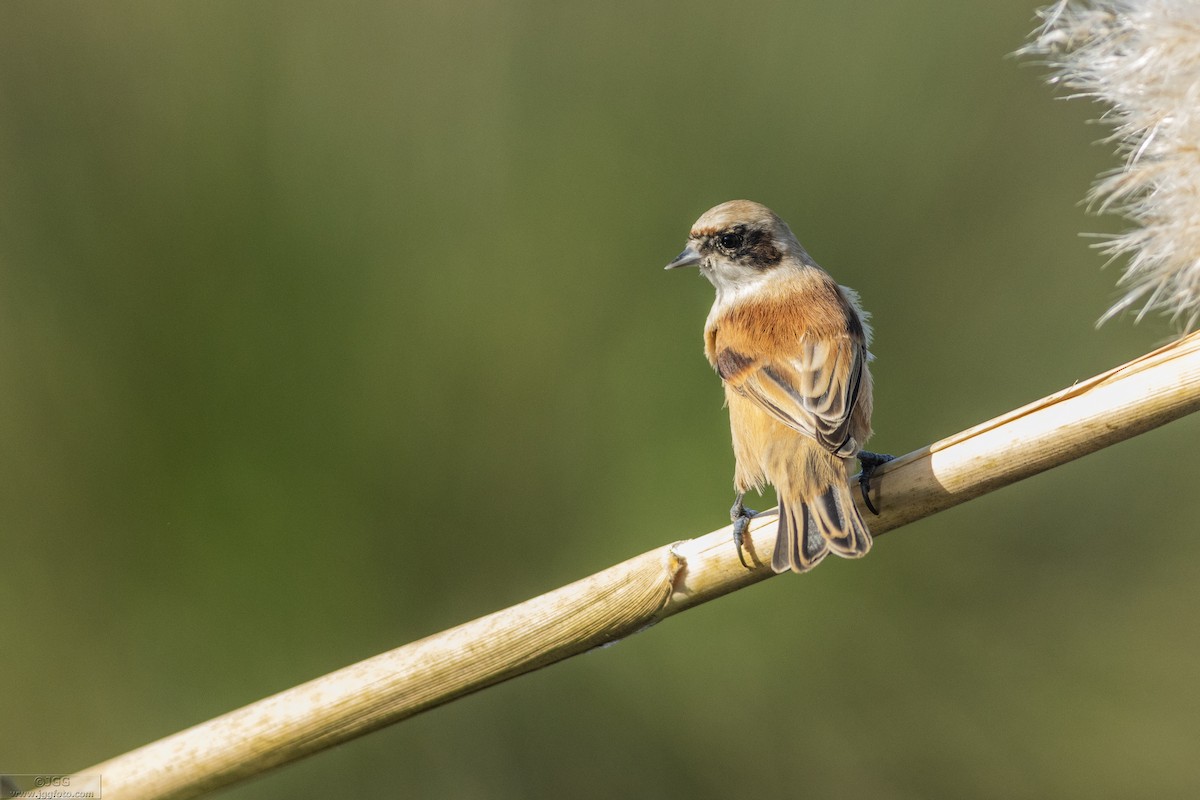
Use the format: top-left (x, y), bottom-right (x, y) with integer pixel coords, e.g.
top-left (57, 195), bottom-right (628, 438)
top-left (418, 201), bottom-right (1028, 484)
top-left (1028, 0), bottom-right (1200, 330)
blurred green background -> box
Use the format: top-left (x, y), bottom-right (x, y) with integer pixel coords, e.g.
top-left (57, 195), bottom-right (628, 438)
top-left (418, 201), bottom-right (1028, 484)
top-left (3, 1), bottom-right (1199, 797)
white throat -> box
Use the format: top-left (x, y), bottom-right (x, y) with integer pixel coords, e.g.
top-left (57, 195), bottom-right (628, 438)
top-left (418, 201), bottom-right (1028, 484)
top-left (705, 261), bottom-right (792, 311)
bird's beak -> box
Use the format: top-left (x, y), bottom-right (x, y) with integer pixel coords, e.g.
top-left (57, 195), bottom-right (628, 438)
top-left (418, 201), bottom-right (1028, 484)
top-left (664, 244), bottom-right (702, 270)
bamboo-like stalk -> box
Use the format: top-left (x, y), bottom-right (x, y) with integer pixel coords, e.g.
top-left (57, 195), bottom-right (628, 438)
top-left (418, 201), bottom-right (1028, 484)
top-left (79, 330), bottom-right (1200, 800)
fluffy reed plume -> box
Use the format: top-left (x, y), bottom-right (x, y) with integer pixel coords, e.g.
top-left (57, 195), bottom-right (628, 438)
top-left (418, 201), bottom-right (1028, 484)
top-left (1027, 0), bottom-right (1200, 330)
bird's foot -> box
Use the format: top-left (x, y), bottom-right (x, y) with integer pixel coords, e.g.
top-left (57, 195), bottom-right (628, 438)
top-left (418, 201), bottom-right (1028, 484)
top-left (857, 451), bottom-right (895, 516)
top-left (730, 494), bottom-right (758, 570)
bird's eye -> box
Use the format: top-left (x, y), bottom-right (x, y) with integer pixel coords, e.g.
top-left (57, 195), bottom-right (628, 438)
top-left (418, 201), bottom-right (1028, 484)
top-left (717, 231), bottom-right (744, 251)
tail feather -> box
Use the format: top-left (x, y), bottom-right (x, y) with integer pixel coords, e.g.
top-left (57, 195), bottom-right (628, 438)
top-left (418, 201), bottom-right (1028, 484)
top-left (772, 500), bottom-right (829, 573)
top-left (813, 484), bottom-right (872, 558)
top-left (772, 483), bottom-right (872, 574)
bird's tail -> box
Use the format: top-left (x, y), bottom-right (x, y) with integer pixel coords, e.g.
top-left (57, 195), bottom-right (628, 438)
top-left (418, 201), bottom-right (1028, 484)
top-left (772, 477), bottom-right (872, 574)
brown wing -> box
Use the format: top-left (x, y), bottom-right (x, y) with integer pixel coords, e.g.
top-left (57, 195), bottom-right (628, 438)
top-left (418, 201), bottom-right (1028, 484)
top-left (716, 335), bottom-right (866, 457)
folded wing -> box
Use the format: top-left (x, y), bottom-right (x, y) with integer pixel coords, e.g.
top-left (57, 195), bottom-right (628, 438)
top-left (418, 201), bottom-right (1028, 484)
top-left (717, 336), bottom-right (865, 457)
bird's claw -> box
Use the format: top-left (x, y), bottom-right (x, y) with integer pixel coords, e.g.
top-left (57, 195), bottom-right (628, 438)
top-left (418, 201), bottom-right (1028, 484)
top-left (857, 451), bottom-right (895, 516)
top-left (730, 496), bottom-right (757, 570)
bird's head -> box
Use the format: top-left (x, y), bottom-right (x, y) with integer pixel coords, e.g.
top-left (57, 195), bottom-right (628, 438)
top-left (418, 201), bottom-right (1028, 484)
top-left (665, 200), bottom-right (814, 298)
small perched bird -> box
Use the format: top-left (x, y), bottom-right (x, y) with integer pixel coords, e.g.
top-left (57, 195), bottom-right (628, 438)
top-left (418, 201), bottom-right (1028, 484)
top-left (666, 200), bottom-right (888, 573)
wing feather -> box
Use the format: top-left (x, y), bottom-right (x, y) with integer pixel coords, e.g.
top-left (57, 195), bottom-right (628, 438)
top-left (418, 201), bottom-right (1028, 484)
top-left (728, 336), bottom-right (865, 457)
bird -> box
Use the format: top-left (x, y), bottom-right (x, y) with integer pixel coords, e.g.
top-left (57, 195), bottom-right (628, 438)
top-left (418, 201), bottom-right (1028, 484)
top-left (665, 200), bottom-right (889, 573)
